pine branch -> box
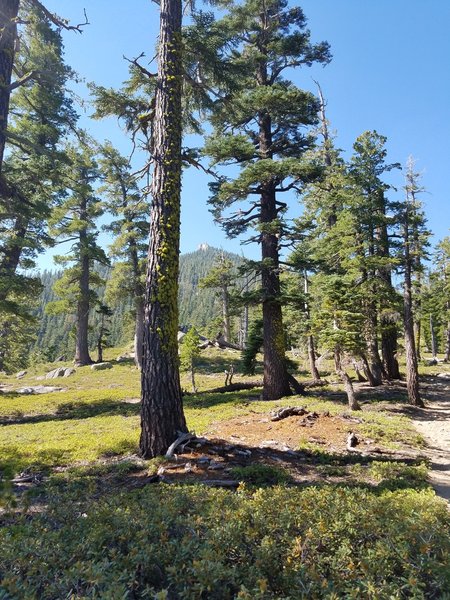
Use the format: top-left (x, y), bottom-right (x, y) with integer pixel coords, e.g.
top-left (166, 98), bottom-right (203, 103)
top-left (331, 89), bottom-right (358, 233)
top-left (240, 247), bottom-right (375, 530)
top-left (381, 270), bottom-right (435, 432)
top-left (29, 2), bottom-right (89, 32)
top-left (123, 53), bottom-right (157, 79)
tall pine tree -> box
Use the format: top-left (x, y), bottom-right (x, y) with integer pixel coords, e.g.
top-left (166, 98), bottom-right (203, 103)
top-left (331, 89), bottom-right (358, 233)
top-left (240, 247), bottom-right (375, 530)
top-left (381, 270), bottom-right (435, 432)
top-left (202, 0), bottom-right (330, 399)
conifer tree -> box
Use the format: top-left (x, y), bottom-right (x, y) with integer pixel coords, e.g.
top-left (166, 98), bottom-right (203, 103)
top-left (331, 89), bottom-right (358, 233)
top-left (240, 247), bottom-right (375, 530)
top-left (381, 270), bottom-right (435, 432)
top-left (0, 2), bottom-right (76, 312)
top-left (202, 0), bottom-right (330, 399)
top-left (300, 160), bottom-right (363, 409)
top-left (47, 142), bottom-right (108, 366)
top-left (199, 253), bottom-right (236, 343)
top-left (434, 238), bottom-right (450, 362)
top-left (180, 326), bottom-right (201, 393)
top-left (95, 304), bottom-right (113, 363)
top-left (349, 131), bottom-right (401, 384)
top-left (0, 0), bottom-right (85, 180)
top-left (99, 143), bottom-right (148, 369)
top-left (400, 156), bottom-right (428, 406)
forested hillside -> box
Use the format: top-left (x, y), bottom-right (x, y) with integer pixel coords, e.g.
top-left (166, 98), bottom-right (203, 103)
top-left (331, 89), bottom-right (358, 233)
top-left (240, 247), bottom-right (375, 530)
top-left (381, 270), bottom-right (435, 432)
top-left (32, 246), bottom-right (242, 361)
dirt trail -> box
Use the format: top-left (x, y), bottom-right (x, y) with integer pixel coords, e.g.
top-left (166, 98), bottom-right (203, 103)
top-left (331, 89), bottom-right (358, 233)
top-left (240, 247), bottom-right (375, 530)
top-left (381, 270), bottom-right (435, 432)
top-left (412, 377), bottom-right (450, 505)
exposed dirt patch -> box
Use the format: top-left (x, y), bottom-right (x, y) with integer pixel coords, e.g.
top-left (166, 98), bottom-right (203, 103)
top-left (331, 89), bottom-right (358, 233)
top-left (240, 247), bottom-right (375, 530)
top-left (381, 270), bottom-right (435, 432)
top-left (206, 410), bottom-right (353, 453)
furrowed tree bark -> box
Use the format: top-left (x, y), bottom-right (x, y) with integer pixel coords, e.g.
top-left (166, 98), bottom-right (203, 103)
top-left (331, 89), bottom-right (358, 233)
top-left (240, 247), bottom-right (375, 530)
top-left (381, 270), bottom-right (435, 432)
top-left (140, 0), bottom-right (187, 458)
top-left (0, 0), bottom-right (20, 173)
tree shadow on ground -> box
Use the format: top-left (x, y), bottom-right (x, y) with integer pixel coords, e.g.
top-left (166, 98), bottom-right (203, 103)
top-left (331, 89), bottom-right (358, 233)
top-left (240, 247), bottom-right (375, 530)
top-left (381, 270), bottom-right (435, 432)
top-left (0, 398), bottom-right (140, 427)
top-left (196, 352), bottom-right (244, 374)
top-left (183, 388), bottom-right (263, 409)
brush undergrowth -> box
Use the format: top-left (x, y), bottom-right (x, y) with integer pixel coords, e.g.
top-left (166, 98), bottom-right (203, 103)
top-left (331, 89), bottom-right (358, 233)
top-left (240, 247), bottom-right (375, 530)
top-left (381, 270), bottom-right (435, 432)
top-left (0, 350), bottom-right (448, 598)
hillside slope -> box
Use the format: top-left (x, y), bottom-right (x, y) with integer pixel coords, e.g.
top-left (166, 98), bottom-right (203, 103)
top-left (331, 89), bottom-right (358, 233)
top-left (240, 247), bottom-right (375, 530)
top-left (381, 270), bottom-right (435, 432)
top-left (33, 245), bottom-right (243, 359)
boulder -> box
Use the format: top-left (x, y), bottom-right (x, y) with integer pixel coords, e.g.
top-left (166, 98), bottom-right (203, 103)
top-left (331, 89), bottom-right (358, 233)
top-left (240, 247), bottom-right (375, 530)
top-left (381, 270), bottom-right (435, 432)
top-left (16, 370), bottom-right (27, 379)
top-left (45, 366), bottom-right (75, 379)
top-left (91, 362), bottom-right (113, 371)
top-left (424, 359), bottom-right (438, 366)
top-left (116, 352), bottom-right (135, 362)
top-left (55, 354), bottom-right (67, 362)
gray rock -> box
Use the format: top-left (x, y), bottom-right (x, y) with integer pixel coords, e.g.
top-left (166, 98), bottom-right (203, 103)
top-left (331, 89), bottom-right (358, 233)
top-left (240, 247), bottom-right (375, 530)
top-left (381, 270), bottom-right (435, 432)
top-left (17, 386), bottom-right (63, 395)
top-left (16, 370), bottom-right (27, 379)
top-left (424, 359), bottom-right (438, 366)
top-left (55, 355), bottom-right (66, 362)
top-left (91, 362), bottom-right (113, 371)
top-left (437, 372), bottom-right (450, 379)
top-left (116, 352), bottom-right (135, 362)
top-left (44, 367), bottom-right (75, 379)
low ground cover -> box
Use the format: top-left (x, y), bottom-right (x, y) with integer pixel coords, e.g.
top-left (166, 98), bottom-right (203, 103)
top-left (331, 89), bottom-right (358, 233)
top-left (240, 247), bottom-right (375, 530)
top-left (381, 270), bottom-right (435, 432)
top-left (0, 349), bottom-right (449, 598)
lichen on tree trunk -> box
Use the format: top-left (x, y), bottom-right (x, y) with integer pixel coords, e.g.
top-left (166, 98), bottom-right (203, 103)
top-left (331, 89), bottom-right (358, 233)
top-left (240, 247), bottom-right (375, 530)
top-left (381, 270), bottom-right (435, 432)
top-left (140, 0), bottom-right (187, 458)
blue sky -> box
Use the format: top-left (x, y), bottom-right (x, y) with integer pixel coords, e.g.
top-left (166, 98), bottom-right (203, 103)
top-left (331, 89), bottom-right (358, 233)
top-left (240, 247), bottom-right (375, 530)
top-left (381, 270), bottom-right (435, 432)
top-left (39, 0), bottom-right (450, 268)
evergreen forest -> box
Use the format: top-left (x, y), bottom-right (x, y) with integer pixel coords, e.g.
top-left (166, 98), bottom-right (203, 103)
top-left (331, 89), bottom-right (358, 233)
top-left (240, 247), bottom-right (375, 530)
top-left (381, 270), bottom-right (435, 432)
top-left (0, 1), bottom-right (449, 597)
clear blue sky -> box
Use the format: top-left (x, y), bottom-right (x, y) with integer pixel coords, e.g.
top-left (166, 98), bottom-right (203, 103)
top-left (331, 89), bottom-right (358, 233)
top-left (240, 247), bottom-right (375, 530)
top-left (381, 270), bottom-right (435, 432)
top-left (39, 0), bottom-right (450, 269)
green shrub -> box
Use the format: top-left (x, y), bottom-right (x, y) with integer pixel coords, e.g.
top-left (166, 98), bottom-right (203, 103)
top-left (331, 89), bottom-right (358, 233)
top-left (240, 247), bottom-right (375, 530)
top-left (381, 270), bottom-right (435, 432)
top-left (0, 485), bottom-right (449, 599)
top-left (230, 464), bottom-right (292, 486)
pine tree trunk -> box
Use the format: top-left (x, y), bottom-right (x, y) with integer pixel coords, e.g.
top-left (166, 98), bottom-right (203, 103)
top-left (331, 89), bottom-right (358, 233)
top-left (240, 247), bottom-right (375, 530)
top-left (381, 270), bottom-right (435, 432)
top-left (257, 51), bottom-right (290, 400)
top-left (307, 335), bottom-right (320, 381)
top-left (75, 232), bottom-right (92, 366)
top-left (334, 348), bottom-right (359, 410)
top-left (445, 322), bottom-right (450, 363)
top-left (361, 354), bottom-right (377, 387)
top-left (140, 0), bottom-right (187, 458)
top-left (403, 215), bottom-right (423, 407)
top-left (381, 325), bottom-right (400, 380)
top-left (304, 272), bottom-right (320, 381)
top-left (0, 0), bottom-right (19, 173)
top-left (97, 337), bottom-right (103, 363)
top-left (429, 314), bottom-right (437, 358)
top-left (190, 360), bottom-right (197, 393)
top-left (366, 334), bottom-right (383, 385)
top-left (222, 283), bottom-right (231, 342)
top-left (414, 319), bottom-right (422, 360)
top-left (260, 190), bottom-right (291, 399)
top-left (134, 299), bottom-right (144, 370)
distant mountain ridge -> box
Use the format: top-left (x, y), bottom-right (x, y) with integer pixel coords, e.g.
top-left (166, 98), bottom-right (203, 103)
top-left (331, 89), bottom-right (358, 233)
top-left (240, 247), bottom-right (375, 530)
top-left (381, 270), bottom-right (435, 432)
top-left (33, 246), bottom-right (243, 359)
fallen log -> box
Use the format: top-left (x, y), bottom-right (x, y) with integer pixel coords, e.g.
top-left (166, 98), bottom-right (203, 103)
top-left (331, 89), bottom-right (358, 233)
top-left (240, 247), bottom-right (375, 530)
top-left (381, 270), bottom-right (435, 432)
top-left (288, 374), bottom-right (306, 395)
top-left (195, 381), bottom-right (262, 395)
top-left (165, 432), bottom-right (196, 458)
top-left (215, 334), bottom-right (242, 351)
top-left (201, 479), bottom-right (240, 489)
top-left (270, 406), bottom-right (308, 421)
